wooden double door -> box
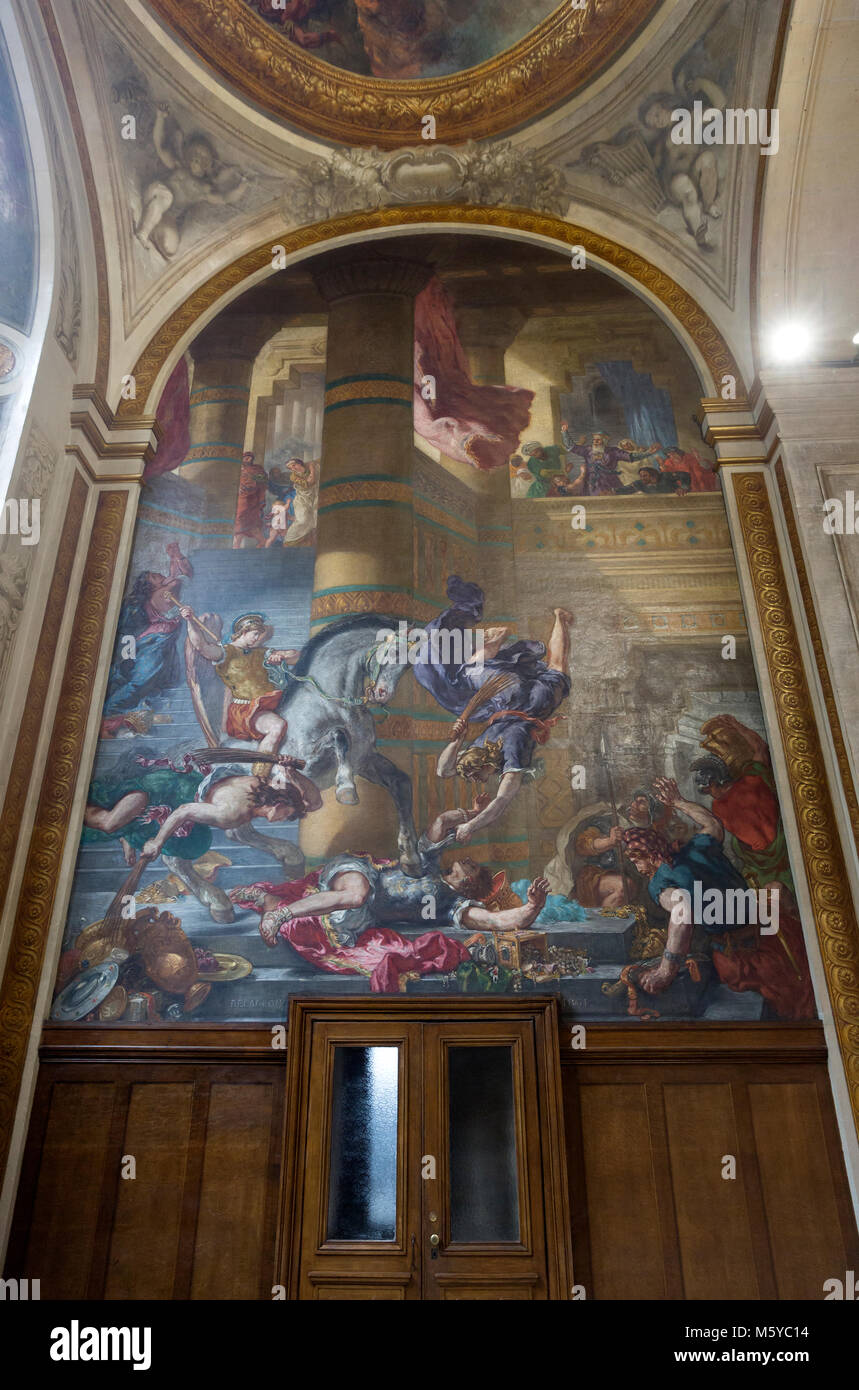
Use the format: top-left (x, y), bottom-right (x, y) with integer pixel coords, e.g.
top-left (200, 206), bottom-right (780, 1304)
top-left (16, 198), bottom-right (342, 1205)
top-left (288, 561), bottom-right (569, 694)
top-left (280, 999), bottom-right (572, 1300)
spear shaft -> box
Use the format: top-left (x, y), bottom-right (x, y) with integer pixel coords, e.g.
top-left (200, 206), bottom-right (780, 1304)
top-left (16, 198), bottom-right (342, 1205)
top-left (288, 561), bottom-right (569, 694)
top-left (599, 729), bottom-right (632, 908)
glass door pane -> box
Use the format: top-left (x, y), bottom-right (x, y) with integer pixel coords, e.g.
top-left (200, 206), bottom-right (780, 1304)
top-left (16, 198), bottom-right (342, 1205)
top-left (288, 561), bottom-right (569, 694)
top-left (448, 1046), bottom-right (520, 1243)
top-left (326, 1046), bottom-right (399, 1242)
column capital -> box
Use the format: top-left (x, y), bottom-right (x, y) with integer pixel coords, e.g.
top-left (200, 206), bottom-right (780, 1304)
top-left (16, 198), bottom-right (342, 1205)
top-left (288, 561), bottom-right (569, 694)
top-left (455, 305), bottom-right (527, 352)
top-left (191, 313), bottom-right (284, 365)
top-left (311, 255), bottom-right (433, 304)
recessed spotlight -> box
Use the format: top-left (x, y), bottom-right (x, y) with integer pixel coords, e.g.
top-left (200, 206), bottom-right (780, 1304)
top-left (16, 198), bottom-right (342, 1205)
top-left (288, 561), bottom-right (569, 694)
top-left (769, 322), bottom-right (812, 363)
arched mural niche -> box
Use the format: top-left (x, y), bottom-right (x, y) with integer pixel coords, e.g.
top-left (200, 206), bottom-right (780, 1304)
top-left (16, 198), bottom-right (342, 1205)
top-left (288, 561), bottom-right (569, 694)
top-left (46, 226), bottom-right (822, 1039)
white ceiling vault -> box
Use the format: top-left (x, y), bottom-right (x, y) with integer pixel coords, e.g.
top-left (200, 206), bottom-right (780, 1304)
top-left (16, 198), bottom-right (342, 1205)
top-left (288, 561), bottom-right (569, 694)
top-left (24, 0), bottom-right (857, 397)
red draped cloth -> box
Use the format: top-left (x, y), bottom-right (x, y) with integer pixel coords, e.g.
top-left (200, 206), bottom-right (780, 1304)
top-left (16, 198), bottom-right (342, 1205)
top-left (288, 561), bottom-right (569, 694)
top-left (231, 869), bottom-right (470, 993)
top-left (712, 773), bottom-right (780, 853)
top-left (144, 357), bottom-right (191, 479)
top-left (414, 277), bottom-right (534, 472)
top-left (711, 889), bottom-right (816, 1021)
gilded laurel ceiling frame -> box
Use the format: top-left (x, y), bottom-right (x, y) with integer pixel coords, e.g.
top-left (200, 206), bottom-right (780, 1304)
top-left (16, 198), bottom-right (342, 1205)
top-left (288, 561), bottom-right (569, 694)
top-left (146, 0), bottom-right (663, 148)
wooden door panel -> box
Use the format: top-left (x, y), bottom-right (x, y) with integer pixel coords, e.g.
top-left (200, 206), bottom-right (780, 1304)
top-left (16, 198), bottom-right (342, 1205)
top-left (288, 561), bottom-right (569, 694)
top-left (292, 1019), bottom-right (422, 1300)
top-left (282, 999), bottom-right (572, 1301)
top-left (436, 1281), bottom-right (536, 1300)
top-left (422, 1024), bottom-right (548, 1299)
top-left (749, 1081), bottom-right (849, 1299)
top-left (191, 1082), bottom-right (276, 1300)
top-left (579, 1083), bottom-right (666, 1301)
top-left (103, 1082), bottom-right (193, 1300)
top-left (311, 1276), bottom-right (410, 1300)
top-left (24, 1081), bottom-right (116, 1300)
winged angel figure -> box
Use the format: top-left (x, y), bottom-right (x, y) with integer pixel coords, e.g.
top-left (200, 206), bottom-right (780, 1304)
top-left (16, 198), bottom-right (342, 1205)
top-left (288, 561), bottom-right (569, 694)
top-left (573, 33), bottom-right (733, 251)
top-left (112, 76), bottom-right (252, 261)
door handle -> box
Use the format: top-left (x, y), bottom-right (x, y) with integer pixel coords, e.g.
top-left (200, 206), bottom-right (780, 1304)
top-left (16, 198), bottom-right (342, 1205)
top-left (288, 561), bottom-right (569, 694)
top-left (410, 1233), bottom-right (417, 1270)
top-left (429, 1233), bottom-right (440, 1248)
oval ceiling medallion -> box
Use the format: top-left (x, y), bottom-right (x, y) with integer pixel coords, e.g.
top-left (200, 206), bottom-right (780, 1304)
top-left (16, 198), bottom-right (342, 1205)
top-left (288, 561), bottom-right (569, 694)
top-left (147, 0), bottom-right (664, 149)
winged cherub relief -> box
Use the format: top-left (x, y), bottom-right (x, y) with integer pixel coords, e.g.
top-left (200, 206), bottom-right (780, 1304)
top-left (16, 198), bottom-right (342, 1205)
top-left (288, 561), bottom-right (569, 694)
top-left (111, 74), bottom-right (255, 262)
top-left (570, 7), bottom-right (737, 253)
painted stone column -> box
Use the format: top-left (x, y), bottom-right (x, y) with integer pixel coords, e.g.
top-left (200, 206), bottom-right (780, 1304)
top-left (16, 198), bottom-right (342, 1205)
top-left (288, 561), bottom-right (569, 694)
top-left (309, 255), bottom-right (432, 629)
top-left (304, 255), bottom-right (432, 863)
top-left (180, 315), bottom-right (280, 539)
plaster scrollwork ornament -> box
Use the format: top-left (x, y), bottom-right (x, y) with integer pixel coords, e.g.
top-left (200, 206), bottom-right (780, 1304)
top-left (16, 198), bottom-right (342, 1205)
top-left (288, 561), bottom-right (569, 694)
top-left (0, 552), bottom-right (28, 682)
top-left (0, 426), bottom-right (58, 690)
top-left (47, 110), bottom-right (82, 366)
top-left (289, 142), bottom-right (569, 225)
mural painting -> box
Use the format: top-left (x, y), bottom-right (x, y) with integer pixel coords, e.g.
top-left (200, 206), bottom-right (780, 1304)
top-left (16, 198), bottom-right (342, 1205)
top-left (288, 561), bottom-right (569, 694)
top-left (243, 1), bottom-right (561, 79)
top-left (49, 237), bottom-right (816, 1029)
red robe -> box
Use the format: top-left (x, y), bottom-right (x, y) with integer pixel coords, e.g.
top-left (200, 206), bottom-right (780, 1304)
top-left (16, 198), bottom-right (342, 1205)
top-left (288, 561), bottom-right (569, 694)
top-left (233, 460), bottom-right (269, 547)
top-left (711, 774), bottom-right (779, 853)
top-left (661, 449), bottom-right (718, 492)
top-left (231, 870), bottom-right (470, 993)
top-left (710, 774), bottom-right (814, 1019)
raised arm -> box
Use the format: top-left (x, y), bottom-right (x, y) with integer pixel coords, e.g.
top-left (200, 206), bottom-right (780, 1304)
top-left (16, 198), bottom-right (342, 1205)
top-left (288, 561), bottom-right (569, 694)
top-left (437, 716), bottom-right (468, 779)
top-left (179, 606), bottom-right (224, 663)
top-left (652, 776), bottom-right (723, 841)
top-left (462, 877), bottom-right (549, 932)
top-left (152, 105), bottom-right (179, 169)
top-left (454, 772), bottom-right (521, 841)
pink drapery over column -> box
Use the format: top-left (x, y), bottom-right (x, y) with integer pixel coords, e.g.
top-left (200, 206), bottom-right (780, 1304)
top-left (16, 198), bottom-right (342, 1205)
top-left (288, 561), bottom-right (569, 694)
top-left (414, 277), bottom-right (534, 471)
top-left (145, 356), bottom-right (191, 479)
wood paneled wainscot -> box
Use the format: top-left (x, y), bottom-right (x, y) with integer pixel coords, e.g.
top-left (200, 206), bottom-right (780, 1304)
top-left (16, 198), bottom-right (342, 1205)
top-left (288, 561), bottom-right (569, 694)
top-left (563, 1023), bottom-right (859, 1301)
top-left (6, 1027), bottom-right (285, 1301)
top-left (5, 1019), bottom-right (859, 1300)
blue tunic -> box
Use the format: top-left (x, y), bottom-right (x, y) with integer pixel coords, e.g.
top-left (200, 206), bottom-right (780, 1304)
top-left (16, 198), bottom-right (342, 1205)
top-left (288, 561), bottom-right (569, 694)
top-left (648, 833), bottom-right (750, 935)
top-left (413, 576), bottom-right (570, 773)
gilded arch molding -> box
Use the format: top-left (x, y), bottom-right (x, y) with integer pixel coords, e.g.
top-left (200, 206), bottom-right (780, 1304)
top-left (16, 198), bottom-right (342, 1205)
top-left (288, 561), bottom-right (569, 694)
top-left (145, 0), bottom-right (663, 150)
top-left (115, 205), bottom-right (746, 420)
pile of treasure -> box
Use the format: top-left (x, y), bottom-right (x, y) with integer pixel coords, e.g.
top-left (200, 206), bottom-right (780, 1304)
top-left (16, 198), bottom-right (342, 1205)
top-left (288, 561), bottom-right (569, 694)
top-left (51, 904), bottom-right (250, 1023)
top-left (464, 872), bottom-right (590, 986)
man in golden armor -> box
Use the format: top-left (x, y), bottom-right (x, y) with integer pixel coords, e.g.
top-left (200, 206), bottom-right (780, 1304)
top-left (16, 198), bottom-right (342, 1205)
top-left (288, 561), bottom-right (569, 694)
top-left (180, 609), bottom-right (300, 756)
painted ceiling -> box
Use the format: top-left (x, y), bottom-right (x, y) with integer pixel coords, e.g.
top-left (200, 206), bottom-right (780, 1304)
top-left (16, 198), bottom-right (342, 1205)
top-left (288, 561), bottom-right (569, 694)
top-left (145, 0), bottom-right (665, 146)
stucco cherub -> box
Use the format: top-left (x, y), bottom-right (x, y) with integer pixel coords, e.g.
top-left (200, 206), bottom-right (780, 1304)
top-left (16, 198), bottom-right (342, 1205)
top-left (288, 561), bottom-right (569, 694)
top-left (135, 103), bottom-right (250, 258)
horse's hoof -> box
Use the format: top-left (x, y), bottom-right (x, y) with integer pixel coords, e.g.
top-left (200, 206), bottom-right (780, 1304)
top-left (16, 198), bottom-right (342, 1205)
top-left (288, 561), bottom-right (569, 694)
top-left (209, 905), bottom-right (235, 924)
top-left (335, 784), bottom-right (359, 805)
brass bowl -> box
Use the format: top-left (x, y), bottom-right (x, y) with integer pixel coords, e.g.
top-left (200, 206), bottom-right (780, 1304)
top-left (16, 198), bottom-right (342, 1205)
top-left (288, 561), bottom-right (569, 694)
top-left (138, 912), bottom-right (198, 995)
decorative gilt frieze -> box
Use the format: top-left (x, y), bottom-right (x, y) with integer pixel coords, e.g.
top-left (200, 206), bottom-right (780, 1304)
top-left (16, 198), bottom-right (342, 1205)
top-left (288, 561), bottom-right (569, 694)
top-left (116, 206), bottom-right (745, 420)
top-left (0, 488), bottom-right (126, 1185)
top-left (733, 471), bottom-right (859, 1137)
top-left (774, 458), bottom-right (859, 855)
top-left (145, 0), bottom-right (662, 149)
